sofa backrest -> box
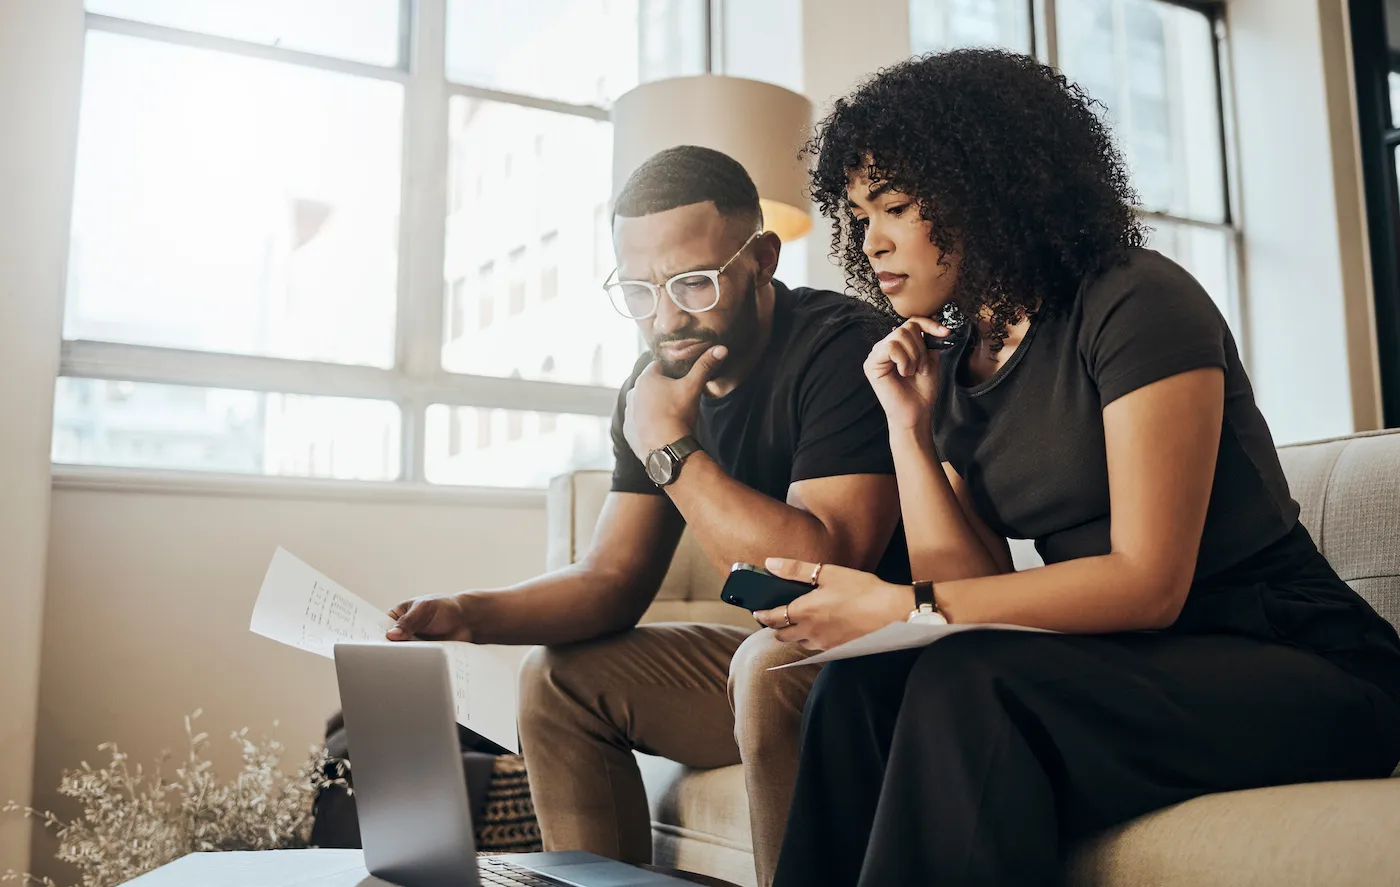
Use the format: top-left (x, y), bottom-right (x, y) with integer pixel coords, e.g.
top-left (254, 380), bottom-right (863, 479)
top-left (546, 430), bottom-right (1400, 633)
top-left (545, 471), bottom-right (751, 630)
top-left (1278, 428), bottom-right (1400, 630)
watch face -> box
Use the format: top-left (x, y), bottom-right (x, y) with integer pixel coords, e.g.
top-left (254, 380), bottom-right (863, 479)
top-left (645, 449), bottom-right (674, 485)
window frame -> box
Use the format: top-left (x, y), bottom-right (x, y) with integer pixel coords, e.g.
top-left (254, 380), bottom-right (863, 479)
top-left (1031, 0), bottom-right (1244, 335)
top-left (58, 0), bottom-right (682, 489)
top-left (1347, 0), bottom-right (1400, 426)
top-left (913, 1), bottom-right (1242, 342)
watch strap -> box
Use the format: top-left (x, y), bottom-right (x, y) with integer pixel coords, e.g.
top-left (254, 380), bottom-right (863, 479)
top-left (665, 435), bottom-right (702, 462)
top-left (909, 579), bottom-right (942, 622)
top-left (913, 580), bottom-right (937, 611)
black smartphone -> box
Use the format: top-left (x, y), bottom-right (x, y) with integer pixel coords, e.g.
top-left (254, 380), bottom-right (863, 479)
top-left (721, 563), bottom-right (811, 612)
top-left (922, 331), bottom-right (959, 351)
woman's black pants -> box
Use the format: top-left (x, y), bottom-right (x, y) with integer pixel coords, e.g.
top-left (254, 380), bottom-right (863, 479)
top-left (772, 630), bottom-right (1400, 887)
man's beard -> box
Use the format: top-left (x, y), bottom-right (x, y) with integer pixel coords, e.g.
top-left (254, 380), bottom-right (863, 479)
top-left (651, 276), bottom-right (761, 379)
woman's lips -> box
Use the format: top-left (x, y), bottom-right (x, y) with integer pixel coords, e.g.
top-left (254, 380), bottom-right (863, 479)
top-left (876, 273), bottom-right (908, 295)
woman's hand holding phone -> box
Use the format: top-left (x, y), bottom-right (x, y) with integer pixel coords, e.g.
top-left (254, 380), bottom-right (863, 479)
top-left (751, 558), bottom-right (910, 652)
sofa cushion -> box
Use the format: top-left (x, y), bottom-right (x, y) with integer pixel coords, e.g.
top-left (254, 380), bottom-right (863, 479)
top-left (1068, 778), bottom-right (1400, 886)
top-left (1278, 429), bottom-right (1400, 629)
top-left (638, 758), bottom-right (1400, 887)
top-left (637, 756), bottom-right (754, 887)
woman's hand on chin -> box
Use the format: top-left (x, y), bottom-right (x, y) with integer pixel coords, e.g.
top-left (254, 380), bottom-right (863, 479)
top-left (865, 316), bottom-right (952, 431)
top-left (753, 558), bottom-right (910, 652)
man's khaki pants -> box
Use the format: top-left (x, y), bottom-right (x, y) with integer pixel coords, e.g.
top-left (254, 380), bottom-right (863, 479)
top-left (517, 624), bottom-right (817, 887)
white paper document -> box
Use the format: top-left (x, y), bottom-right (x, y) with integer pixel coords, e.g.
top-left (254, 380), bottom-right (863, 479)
top-left (771, 620), bottom-right (1055, 669)
top-left (250, 548), bottom-right (525, 752)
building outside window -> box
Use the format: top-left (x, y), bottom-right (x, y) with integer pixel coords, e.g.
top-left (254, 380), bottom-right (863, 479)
top-left (911, 0), bottom-right (1237, 327)
top-left (56, 0), bottom-right (708, 488)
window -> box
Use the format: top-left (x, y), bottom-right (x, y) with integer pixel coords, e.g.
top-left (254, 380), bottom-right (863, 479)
top-left (58, 0), bottom-right (705, 486)
top-left (507, 246), bottom-right (528, 316)
top-left (86, 0), bottom-right (404, 66)
top-left (448, 408), bottom-right (464, 457)
top-left (445, 0), bottom-right (707, 105)
top-left (910, 0), bottom-right (1238, 323)
top-left (425, 406), bottom-right (611, 488)
top-left (910, 0), bottom-right (1032, 55)
top-left (475, 261), bottom-right (495, 331)
top-left (593, 203), bottom-right (612, 283)
top-left (447, 276), bottom-right (468, 341)
top-left (53, 378), bottom-right (400, 480)
top-left (540, 231), bottom-right (559, 301)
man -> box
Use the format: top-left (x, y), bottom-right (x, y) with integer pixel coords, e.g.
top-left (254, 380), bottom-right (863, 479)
top-left (387, 146), bottom-right (909, 887)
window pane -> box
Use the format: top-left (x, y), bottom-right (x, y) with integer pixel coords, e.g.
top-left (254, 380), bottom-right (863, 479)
top-left (425, 405), bottom-right (612, 487)
top-left (442, 97), bottom-right (643, 385)
top-left (1389, 71), bottom-right (1400, 128)
top-left (53, 379), bottom-right (401, 480)
top-left (67, 32), bottom-right (403, 367)
top-left (1057, 0), bottom-right (1226, 223)
top-left (445, 0), bottom-right (707, 105)
top-left (86, 0), bottom-right (403, 66)
top-left (910, 0), bottom-right (1032, 54)
top-left (1148, 220), bottom-right (1234, 324)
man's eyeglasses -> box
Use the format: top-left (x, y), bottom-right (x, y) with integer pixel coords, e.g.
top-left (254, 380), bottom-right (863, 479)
top-left (603, 230), bottom-right (763, 320)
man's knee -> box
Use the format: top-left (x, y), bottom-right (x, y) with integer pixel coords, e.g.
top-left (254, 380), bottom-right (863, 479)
top-left (729, 630), bottom-right (815, 752)
top-left (729, 629), bottom-right (811, 696)
top-left (517, 645), bottom-right (563, 741)
top-left (517, 640), bottom-right (615, 740)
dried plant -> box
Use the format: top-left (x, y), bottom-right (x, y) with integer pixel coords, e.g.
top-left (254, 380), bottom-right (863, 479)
top-left (3, 711), bottom-right (347, 887)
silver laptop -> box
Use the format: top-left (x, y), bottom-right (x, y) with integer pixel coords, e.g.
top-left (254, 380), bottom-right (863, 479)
top-left (333, 643), bottom-right (691, 887)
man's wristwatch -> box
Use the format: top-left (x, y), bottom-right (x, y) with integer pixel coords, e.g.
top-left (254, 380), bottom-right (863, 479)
top-left (645, 435), bottom-right (702, 486)
top-left (907, 580), bottom-right (947, 625)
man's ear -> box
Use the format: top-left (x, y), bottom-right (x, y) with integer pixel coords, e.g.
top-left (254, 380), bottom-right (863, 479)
top-left (754, 230), bottom-right (783, 287)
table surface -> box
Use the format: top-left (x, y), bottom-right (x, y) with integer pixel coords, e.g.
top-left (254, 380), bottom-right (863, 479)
top-left (637, 863), bottom-right (742, 886)
top-left (120, 850), bottom-right (744, 887)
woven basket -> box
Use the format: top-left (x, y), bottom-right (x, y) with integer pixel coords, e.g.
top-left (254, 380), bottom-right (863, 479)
top-left (475, 754), bottom-right (542, 854)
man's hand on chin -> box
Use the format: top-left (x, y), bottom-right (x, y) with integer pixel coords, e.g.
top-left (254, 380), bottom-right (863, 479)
top-left (623, 345), bottom-right (727, 462)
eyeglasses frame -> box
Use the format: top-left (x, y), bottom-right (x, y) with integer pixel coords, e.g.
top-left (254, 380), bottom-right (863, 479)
top-left (602, 229), bottom-right (764, 320)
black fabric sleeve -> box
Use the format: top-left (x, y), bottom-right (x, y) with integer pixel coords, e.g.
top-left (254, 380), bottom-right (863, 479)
top-left (790, 326), bottom-right (896, 484)
top-left (1079, 252), bottom-right (1229, 408)
top-left (609, 354), bottom-right (663, 495)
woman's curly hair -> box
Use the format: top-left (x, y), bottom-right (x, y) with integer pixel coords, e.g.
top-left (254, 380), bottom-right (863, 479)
top-left (806, 49), bottom-right (1147, 349)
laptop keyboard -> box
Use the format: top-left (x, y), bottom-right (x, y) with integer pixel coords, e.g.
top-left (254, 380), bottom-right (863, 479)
top-left (477, 855), bottom-right (567, 886)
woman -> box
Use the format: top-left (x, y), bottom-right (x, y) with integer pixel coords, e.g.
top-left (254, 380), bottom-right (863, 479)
top-left (753, 50), bottom-right (1400, 886)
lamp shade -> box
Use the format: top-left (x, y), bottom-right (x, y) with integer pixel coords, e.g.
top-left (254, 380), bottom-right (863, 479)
top-left (611, 75), bottom-right (814, 242)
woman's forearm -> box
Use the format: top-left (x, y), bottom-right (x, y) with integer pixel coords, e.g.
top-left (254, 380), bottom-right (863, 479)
top-left (934, 552), bottom-right (1184, 632)
top-left (891, 425), bottom-right (1004, 581)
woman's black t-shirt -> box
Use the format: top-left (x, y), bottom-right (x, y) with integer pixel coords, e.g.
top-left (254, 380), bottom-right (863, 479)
top-left (931, 248), bottom-right (1400, 698)
top-left (933, 247), bottom-right (1292, 578)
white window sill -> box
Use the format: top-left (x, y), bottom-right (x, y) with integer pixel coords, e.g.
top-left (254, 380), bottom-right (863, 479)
top-left (51, 464), bottom-right (548, 509)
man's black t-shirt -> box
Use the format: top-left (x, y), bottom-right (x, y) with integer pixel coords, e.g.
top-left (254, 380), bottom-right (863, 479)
top-left (610, 281), bottom-right (911, 584)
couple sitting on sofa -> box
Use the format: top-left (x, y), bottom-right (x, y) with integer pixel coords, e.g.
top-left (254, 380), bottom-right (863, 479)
top-left (387, 51), bottom-right (1400, 887)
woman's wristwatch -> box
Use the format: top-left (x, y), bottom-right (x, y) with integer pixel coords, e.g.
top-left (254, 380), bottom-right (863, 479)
top-left (907, 580), bottom-right (948, 625)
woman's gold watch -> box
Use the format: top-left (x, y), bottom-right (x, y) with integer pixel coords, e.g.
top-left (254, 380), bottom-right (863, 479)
top-left (907, 580), bottom-right (948, 625)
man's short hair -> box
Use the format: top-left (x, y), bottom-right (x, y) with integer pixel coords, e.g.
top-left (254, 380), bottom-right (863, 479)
top-left (613, 145), bottom-right (763, 231)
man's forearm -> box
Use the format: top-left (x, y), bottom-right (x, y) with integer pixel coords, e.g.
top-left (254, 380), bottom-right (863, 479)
top-left (457, 564), bottom-right (649, 647)
top-left (662, 454), bottom-right (862, 573)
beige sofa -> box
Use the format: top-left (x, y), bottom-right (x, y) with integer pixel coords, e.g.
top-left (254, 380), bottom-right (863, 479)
top-left (544, 429), bottom-right (1400, 887)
